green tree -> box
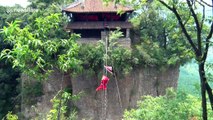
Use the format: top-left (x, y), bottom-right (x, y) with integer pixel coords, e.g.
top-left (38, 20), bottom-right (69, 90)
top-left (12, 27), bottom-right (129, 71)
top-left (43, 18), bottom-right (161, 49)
top-left (0, 6), bottom-right (22, 119)
top-left (156, 1), bottom-right (213, 119)
top-left (0, 13), bottom-right (80, 79)
top-left (0, 55), bottom-right (20, 119)
top-left (130, 2), bottom-right (193, 67)
top-left (0, 11), bottom-right (79, 120)
top-left (0, 0), bottom-right (76, 119)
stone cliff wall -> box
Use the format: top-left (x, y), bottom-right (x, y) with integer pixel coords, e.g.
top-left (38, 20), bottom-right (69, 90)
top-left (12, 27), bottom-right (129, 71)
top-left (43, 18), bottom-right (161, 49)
top-left (71, 65), bottom-right (179, 120)
top-left (23, 65), bottom-right (179, 120)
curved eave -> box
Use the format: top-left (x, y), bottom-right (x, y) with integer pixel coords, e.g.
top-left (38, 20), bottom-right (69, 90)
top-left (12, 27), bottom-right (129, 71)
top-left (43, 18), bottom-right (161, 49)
top-left (62, 10), bottom-right (134, 13)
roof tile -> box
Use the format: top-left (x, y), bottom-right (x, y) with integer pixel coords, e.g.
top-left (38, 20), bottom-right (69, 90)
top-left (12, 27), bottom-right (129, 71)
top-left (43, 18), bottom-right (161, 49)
top-left (63, 0), bottom-right (133, 13)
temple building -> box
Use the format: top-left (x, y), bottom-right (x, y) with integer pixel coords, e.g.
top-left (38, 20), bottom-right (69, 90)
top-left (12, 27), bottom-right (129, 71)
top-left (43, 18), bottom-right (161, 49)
top-left (62, 0), bottom-right (133, 46)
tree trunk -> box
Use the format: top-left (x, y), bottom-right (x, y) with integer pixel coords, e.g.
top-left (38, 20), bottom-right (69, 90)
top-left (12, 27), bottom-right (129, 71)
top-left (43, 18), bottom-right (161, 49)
top-left (199, 62), bottom-right (207, 120)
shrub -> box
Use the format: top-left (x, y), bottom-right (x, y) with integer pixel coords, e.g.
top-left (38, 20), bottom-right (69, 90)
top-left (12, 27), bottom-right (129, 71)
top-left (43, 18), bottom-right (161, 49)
top-left (2, 112), bottom-right (18, 120)
top-left (45, 90), bottom-right (81, 120)
top-left (123, 88), bottom-right (213, 120)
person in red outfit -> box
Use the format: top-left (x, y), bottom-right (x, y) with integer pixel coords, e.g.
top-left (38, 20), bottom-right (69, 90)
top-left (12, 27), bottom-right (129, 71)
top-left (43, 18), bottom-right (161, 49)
top-left (96, 75), bottom-right (109, 91)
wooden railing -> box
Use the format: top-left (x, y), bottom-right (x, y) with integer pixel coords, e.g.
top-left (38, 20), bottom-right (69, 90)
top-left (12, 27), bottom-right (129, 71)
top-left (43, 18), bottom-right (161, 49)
top-left (77, 38), bottom-right (131, 48)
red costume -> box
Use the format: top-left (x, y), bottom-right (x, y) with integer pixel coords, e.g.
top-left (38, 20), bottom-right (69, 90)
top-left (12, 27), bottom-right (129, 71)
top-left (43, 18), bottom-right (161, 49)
top-left (96, 75), bottom-right (109, 91)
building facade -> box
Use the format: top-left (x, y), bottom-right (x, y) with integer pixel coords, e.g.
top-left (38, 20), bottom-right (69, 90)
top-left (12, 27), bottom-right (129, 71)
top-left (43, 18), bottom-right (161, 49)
top-left (63, 0), bottom-right (133, 46)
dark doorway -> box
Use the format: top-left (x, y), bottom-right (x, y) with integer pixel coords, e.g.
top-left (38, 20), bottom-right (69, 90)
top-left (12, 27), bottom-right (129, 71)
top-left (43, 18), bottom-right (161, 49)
top-left (74, 29), bottom-right (101, 38)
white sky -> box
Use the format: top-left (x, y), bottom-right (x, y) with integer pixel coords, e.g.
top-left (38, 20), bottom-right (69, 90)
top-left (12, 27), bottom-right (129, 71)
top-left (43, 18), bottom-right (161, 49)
top-left (0, 0), bottom-right (30, 7)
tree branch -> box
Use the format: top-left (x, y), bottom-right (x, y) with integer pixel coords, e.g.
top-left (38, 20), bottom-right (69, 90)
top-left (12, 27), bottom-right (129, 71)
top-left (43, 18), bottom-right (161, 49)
top-left (158, 0), bottom-right (199, 56)
top-left (173, 9), bottom-right (199, 56)
top-left (206, 82), bottom-right (213, 110)
top-left (200, 0), bottom-right (213, 7)
top-left (158, 0), bottom-right (173, 11)
top-left (186, 0), bottom-right (202, 56)
top-left (196, 0), bottom-right (205, 30)
top-left (203, 22), bottom-right (213, 60)
top-left (183, 14), bottom-right (192, 26)
top-left (206, 22), bottom-right (213, 40)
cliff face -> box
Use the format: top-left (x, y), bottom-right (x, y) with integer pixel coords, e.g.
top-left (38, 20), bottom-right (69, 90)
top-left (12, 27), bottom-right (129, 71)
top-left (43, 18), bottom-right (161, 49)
top-left (71, 65), bottom-right (179, 120)
top-left (22, 65), bottom-right (179, 120)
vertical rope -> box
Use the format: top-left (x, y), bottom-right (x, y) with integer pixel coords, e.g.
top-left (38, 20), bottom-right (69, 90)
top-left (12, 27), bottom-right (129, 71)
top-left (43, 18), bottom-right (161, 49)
top-left (113, 72), bottom-right (123, 113)
top-left (103, 89), bottom-right (107, 120)
top-left (111, 60), bottom-right (123, 114)
top-left (108, 26), bottom-right (123, 115)
top-left (101, 28), bottom-right (108, 120)
top-left (103, 29), bottom-right (108, 120)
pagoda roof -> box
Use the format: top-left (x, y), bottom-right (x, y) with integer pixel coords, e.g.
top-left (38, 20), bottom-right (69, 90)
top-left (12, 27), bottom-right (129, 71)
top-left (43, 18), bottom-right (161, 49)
top-left (63, 0), bottom-right (133, 13)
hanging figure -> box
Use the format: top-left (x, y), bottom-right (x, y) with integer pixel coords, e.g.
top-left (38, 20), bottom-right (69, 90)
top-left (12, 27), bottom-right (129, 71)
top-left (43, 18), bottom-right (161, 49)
top-left (104, 65), bottom-right (113, 74)
top-left (96, 75), bottom-right (110, 91)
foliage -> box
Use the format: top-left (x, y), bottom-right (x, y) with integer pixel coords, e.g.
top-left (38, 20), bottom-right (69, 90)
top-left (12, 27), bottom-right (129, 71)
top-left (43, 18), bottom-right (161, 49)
top-left (0, 5), bottom-right (28, 26)
top-left (130, 2), bottom-right (193, 67)
top-left (0, 13), bottom-right (80, 80)
top-left (107, 29), bottom-right (138, 74)
top-left (155, 0), bottom-right (213, 119)
top-left (45, 90), bottom-right (81, 120)
top-left (77, 42), bottom-right (104, 74)
top-left (0, 67), bottom-right (20, 119)
top-left (123, 88), bottom-right (213, 120)
top-left (0, 0), bottom-right (79, 119)
top-left (178, 57), bottom-right (213, 95)
top-left (76, 29), bottom-right (138, 75)
top-left (0, 6), bottom-right (21, 119)
top-left (2, 112), bottom-right (18, 120)
top-left (178, 61), bottom-right (200, 95)
top-left (2, 91), bottom-right (81, 120)
top-left (206, 62), bottom-right (213, 82)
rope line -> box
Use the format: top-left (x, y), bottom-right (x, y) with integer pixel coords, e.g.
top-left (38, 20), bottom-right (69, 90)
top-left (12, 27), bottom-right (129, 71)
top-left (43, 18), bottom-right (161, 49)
top-left (113, 72), bottom-right (123, 113)
top-left (101, 28), bottom-right (108, 120)
top-left (101, 27), bottom-right (123, 119)
top-left (108, 28), bottom-right (123, 114)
